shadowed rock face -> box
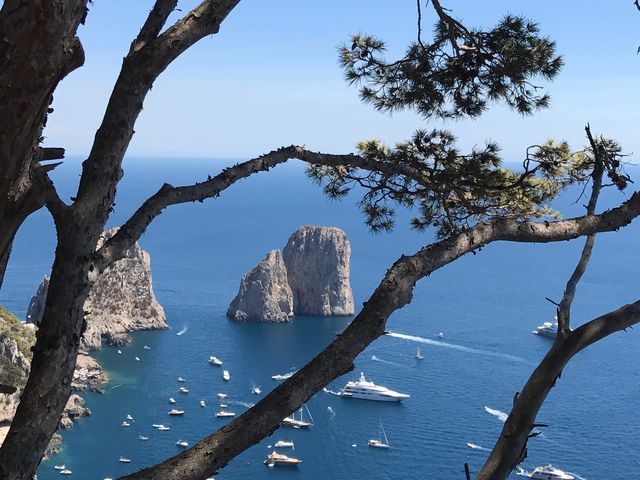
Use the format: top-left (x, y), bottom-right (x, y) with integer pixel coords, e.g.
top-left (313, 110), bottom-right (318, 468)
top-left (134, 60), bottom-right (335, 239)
top-left (227, 250), bottom-right (293, 323)
top-left (283, 226), bottom-right (354, 316)
top-left (25, 228), bottom-right (167, 350)
top-left (227, 226), bottom-right (354, 322)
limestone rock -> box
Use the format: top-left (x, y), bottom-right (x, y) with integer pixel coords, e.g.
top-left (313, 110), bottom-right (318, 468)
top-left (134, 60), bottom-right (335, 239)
top-left (0, 336), bottom-right (29, 423)
top-left (26, 228), bottom-right (167, 350)
top-left (283, 226), bottom-right (354, 316)
top-left (227, 250), bottom-right (293, 322)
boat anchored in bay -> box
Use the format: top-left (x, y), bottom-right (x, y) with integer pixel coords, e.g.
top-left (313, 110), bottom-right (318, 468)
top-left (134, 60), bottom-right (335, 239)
top-left (338, 373), bottom-right (409, 402)
top-left (264, 451), bottom-right (302, 468)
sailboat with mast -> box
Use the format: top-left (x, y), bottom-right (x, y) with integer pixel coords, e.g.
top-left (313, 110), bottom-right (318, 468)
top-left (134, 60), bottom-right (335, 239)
top-left (281, 404), bottom-right (314, 429)
top-left (415, 347), bottom-right (424, 360)
top-left (368, 422), bottom-right (390, 448)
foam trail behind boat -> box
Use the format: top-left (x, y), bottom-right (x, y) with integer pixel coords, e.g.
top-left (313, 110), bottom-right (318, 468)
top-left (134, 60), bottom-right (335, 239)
top-left (466, 442), bottom-right (491, 452)
top-left (322, 387), bottom-right (341, 396)
top-left (386, 331), bottom-right (525, 363)
top-left (370, 355), bottom-right (402, 367)
top-left (484, 406), bottom-right (509, 422)
top-left (176, 326), bottom-right (188, 336)
top-left (227, 400), bottom-right (255, 408)
top-left (327, 406), bottom-right (336, 418)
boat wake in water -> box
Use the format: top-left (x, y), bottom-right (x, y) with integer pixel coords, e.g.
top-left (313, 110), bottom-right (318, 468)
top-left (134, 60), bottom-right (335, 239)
top-left (484, 406), bottom-right (508, 422)
top-left (327, 406), bottom-right (336, 418)
top-left (227, 400), bottom-right (254, 408)
top-left (466, 442), bottom-right (491, 452)
top-left (386, 331), bottom-right (526, 363)
top-left (370, 355), bottom-right (402, 367)
top-left (176, 326), bottom-right (188, 336)
top-left (322, 387), bottom-right (341, 396)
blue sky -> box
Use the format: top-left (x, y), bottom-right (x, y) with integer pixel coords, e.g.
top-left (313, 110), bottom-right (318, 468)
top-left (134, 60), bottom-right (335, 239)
top-left (44, 1), bottom-right (639, 163)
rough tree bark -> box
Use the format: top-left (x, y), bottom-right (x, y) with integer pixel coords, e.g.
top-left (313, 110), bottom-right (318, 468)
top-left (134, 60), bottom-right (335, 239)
top-left (0, 0), bottom-right (87, 286)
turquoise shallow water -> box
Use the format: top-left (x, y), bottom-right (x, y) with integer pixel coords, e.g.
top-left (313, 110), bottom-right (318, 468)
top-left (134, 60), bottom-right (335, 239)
top-left (1, 159), bottom-right (639, 479)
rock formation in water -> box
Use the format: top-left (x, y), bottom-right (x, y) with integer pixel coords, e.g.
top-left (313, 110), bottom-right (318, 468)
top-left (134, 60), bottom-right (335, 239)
top-left (26, 228), bottom-right (167, 350)
top-left (227, 226), bottom-right (354, 322)
top-left (283, 225), bottom-right (354, 316)
top-left (227, 250), bottom-right (293, 322)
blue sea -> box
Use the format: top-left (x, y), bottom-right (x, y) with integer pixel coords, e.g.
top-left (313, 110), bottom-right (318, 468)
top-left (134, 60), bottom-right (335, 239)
top-left (2, 158), bottom-right (639, 480)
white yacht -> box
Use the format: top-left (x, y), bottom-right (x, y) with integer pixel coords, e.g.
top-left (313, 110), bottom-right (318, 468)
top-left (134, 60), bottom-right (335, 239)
top-left (528, 465), bottom-right (574, 479)
top-left (152, 423), bottom-right (163, 429)
top-left (252, 387), bottom-right (262, 395)
top-left (168, 409), bottom-right (184, 416)
top-left (169, 397), bottom-right (176, 404)
top-left (176, 440), bottom-right (189, 447)
top-left (215, 411), bottom-right (236, 418)
top-left (59, 469), bottom-right (72, 475)
top-left (208, 356), bottom-right (223, 366)
top-left (179, 387), bottom-right (189, 394)
top-left (216, 393), bottom-right (228, 399)
top-left (157, 425), bottom-right (171, 431)
top-left (118, 457), bottom-right (131, 463)
top-left (274, 440), bottom-right (295, 449)
top-left (532, 322), bottom-right (558, 338)
top-left (54, 465), bottom-right (66, 470)
top-left (282, 405), bottom-right (314, 429)
top-left (222, 370), bottom-right (230, 381)
top-left (368, 422), bottom-right (390, 448)
top-left (264, 451), bottom-right (302, 468)
top-left (338, 373), bottom-right (410, 402)
top-left (121, 421), bottom-right (130, 427)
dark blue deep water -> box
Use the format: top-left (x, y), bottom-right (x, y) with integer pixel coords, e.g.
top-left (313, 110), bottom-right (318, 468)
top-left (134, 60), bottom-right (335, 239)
top-left (1, 159), bottom-right (638, 480)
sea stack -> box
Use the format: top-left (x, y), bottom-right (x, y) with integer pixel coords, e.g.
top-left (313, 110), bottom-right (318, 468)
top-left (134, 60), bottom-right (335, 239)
top-left (26, 228), bottom-right (167, 350)
top-left (227, 250), bottom-right (294, 322)
top-left (227, 226), bottom-right (354, 322)
top-left (282, 226), bottom-right (354, 316)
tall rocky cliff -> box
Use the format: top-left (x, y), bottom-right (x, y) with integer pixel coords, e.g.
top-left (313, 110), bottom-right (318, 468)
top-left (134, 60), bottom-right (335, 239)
top-left (26, 228), bottom-right (167, 350)
top-left (227, 226), bottom-right (354, 322)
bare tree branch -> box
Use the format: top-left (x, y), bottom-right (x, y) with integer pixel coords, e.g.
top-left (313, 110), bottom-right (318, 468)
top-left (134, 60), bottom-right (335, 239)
top-left (478, 299), bottom-right (640, 480)
top-left (555, 124), bottom-right (604, 338)
top-left (130, 0), bottom-right (179, 53)
top-left (118, 201), bottom-right (640, 479)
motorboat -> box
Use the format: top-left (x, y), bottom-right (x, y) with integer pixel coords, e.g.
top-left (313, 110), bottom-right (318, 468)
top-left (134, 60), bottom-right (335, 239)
top-left (176, 440), bottom-right (189, 447)
top-left (415, 348), bottom-right (424, 360)
top-left (168, 409), bottom-right (184, 416)
top-left (178, 377), bottom-right (185, 382)
top-left (282, 405), bottom-right (314, 429)
top-left (528, 465), bottom-right (574, 479)
top-left (118, 457), bottom-right (131, 463)
top-left (216, 393), bottom-right (227, 399)
top-left (54, 465), bottom-right (66, 470)
top-left (338, 373), bottom-right (410, 402)
top-left (138, 435), bottom-right (148, 441)
top-left (121, 421), bottom-right (130, 427)
top-left (152, 423), bottom-right (163, 428)
top-left (134, 356), bottom-right (140, 362)
top-left (274, 440), bottom-right (295, 449)
top-left (252, 387), bottom-right (262, 395)
top-left (271, 370), bottom-right (296, 381)
top-left (368, 422), bottom-right (390, 448)
top-left (208, 356), bottom-right (223, 366)
top-left (179, 387), bottom-right (189, 394)
top-left (126, 414), bottom-right (133, 420)
top-left (117, 349), bottom-right (122, 354)
top-left (532, 322), bottom-right (558, 338)
top-left (215, 411), bottom-right (236, 418)
top-left (219, 403), bottom-right (229, 408)
top-left (200, 400), bottom-right (206, 407)
top-left (264, 451), bottom-right (302, 468)
top-left (222, 370), bottom-right (230, 381)
top-left (169, 397), bottom-right (176, 404)
top-left (59, 469), bottom-right (72, 475)
top-left (143, 345), bottom-right (151, 350)
top-left (157, 425), bottom-right (171, 431)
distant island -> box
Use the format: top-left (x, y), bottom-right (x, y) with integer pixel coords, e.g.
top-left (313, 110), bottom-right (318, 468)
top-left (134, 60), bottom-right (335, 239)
top-left (227, 225), bottom-right (355, 322)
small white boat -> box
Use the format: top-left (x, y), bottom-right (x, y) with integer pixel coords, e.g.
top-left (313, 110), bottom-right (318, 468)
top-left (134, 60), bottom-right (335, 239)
top-left (368, 422), bottom-right (390, 449)
top-left (169, 397), bottom-right (176, 404)
top-left (179, 387), bottom-right (189, 394)
top-left (528, 465), bottom-right (574, 479)
top-left (143, 345), bottom-right (151, 350)
top-left (216, 393), bottom-right (227, 399)
top-left (157, 425), bottom-right (171, 431)
top-left (274, 440), bottom-right (295, 449)
top-left (219, 403), bottom-right (229, 408)
top-left (138, 435), bottom-right (149, 441)
top-left (176, 327), bottom-right (187, 336)
top-left (121, 421), bottom-right (130, 427)
top-left (126, 414), bottom-right (134, 420)
top-left (117, 349), bottom-right (122, 354)
top-left (222, 370), bottom-right (230, 381)
top-left (215, 411), bottom-right (236, 418)
top-left (135, 356), bottom-right (140, 362)
top-left (176, 440), bottom-right (189, 447)
top-left (177, 377), bottom-right (185, 383)
top-left (271, 371), bottom-right (296, 381)
top-left (152, 423), bottom-right (163, 428)
top-left (168, 409), bottom-right (184, 416)
top-left (415, 348), bottom-right (424, 360)
top-left (252, 387), bottom-right (262, 395)
top-left (200, 400), bottom-right (206, 407)
top-left (208, 356), bottom-right (223, 366)
top-left (54, 465), bottom-right (66, 470)
top-left (532, 321), bottom-right (558, 338)
top-left (118, 457), bottom-right (131, 463)
top-left (59, 469), bottom-right (72, 475)
top-left (437, 332), bottom-right (444, 338)
top-left (263, 451), bottom-right (302, 467)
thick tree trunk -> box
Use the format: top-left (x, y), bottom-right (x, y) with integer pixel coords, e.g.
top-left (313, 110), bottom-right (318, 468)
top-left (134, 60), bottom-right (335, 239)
top-left (0, 214), bottom-right (96, 480)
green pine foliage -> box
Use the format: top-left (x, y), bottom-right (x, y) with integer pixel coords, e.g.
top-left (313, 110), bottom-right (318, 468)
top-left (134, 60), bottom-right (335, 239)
top-left (0, 305), bottom-right (35, 360)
